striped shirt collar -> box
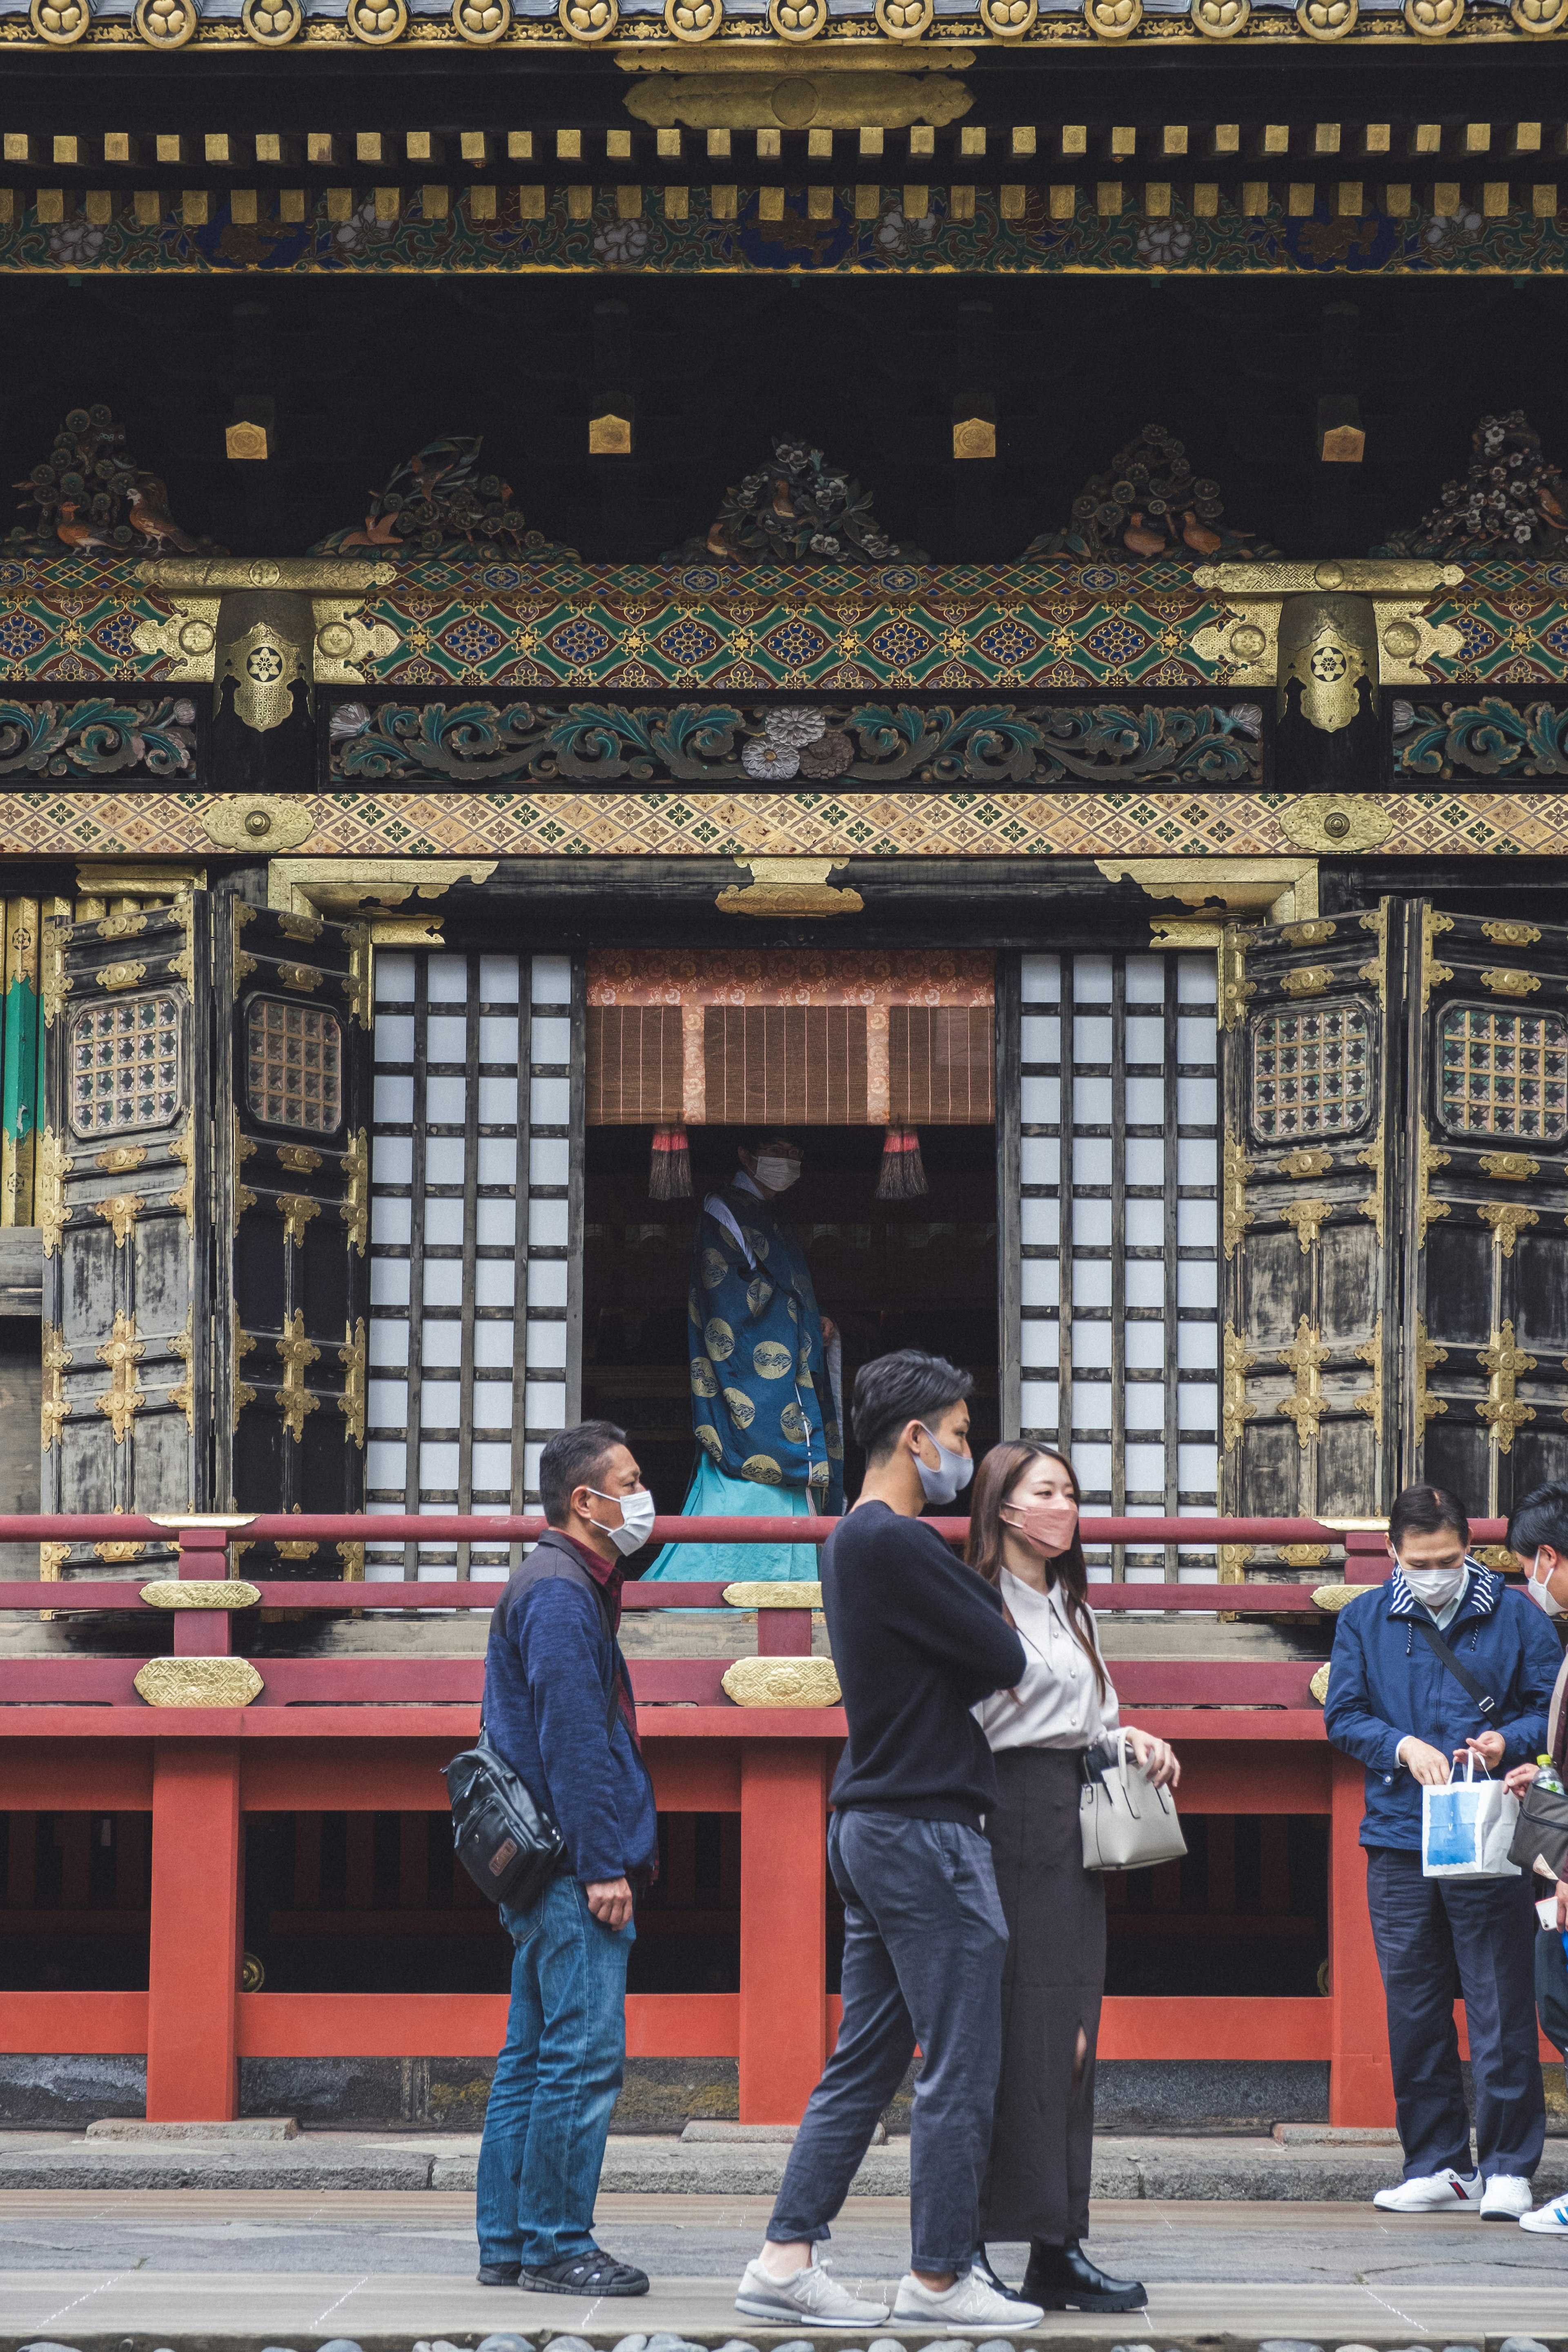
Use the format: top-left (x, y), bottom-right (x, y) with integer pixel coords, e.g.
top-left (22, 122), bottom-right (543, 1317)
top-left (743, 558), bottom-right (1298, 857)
top-left (1387, 1557), bottom-right (1500, 1620)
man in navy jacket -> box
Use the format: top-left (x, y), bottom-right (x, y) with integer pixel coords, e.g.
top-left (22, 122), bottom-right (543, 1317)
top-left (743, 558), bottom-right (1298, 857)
top-left (474, 1419), bottom-right (658, 2297)
top-left (1324, 1483), bottom-right (1564, 2220)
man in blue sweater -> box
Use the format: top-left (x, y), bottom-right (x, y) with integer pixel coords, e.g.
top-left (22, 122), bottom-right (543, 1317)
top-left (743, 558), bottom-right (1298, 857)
top-left (1323, 1482), bottom-right (1564, 2220)
top-left (475, 1419), bottom-right (659, 2296)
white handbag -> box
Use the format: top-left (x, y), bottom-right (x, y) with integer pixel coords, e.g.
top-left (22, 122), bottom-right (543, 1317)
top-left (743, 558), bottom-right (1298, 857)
top-left (1080, 1732), bottom-right (1188, 1872)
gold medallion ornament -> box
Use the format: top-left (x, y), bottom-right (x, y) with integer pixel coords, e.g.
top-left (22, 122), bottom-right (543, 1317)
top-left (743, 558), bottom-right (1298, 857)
top-left (559, 0), bottom-right (617, 35)
top-left (741, 1453), bottom-right (784, 1485)
top-left (1281, 966), bottom-right (1332, 997)
top-left (1278, 596), bottom-right (1375, 734)
top-left (241, 0), bottom-right (303, 39)
top-left (1280, 1148), bottom-right (1334, 1180)
top-left (140, 1580), bottom-right (263, 1609)
top-left (346, 0), bottom-right (408, 37)
top-left (768, 0), bottom-right (827, 32)
top-left (134, 1658), bottom-right (266, 1709)
top-left (1405, 0), bottom-right (1462, 26)
top-left (1514, 0), bottom-right (1568, 28)
top-left (1312, 1583), bottom-right (1368, 1613)
top-left (875, 0), bottom-right (934, 32)
top-left (1479, 1152), bottom-right (1539, 1181)
top-left (29, 0), bottom-right (90, 40)
top-left (134, 0), bottom-right (199, 42)
top-left (1083, 0), bottom-right (1141, 29)
top-left (665, 0), bottom-right (721, 34)
top-left (722, 1385), bottom-right (755, 1428)
top-left (1296, 0), bottom-right (1356, 28)
top-left (722, 1656), bottom-right (841, 1708)
top-left (1309, 1663), bottom-right (1331, 1706)
top-left (979, 0), bottom-right (1036, 29)
top-left (1191, 0), bottom-right (1249, 30)
top-left (203, 798), bottom-right (316, 854)
top-left (454, 0), bottom-right (511, 32)
top-left (724, 1581), bottom-right (824, 1608)
top-left (1481, 968), bottom-right (1540, 998)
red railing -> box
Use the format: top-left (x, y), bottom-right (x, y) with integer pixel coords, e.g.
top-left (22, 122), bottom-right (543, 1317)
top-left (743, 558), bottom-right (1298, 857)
top-left (0, 1512), bottom-right (1523, 2129)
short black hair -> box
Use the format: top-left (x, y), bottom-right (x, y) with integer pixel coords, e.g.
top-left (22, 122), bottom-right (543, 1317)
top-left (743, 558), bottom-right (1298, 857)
top-left (1508, 1481), bottom-right (1568, 1560)
top-left (539, 1420), bottom-right (627, 1527)
top-left (1390, 1482), bottom-right (1470, 1553)
top-left (851, 1349), bottom-right (974, 1464)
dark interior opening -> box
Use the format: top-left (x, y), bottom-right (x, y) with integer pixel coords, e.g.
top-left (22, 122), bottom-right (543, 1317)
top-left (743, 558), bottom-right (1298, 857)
top-left (581, 1122), bottom-right (1000, 1539)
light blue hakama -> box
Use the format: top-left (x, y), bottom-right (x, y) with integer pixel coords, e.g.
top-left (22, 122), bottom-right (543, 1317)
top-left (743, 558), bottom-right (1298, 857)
top-left (643, 1457), bottom-right (821, 1582)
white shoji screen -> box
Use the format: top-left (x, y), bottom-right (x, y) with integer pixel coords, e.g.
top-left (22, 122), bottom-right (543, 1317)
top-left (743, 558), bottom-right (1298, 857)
top-left (366, 950), bottom-right (577, 1581)
top-left (1018, 950), bottom-right (1220, 1583)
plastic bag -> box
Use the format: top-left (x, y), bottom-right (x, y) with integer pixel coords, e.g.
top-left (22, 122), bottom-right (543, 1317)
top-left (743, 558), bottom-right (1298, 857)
top-left (1422, 1751), bottom-right (1521, 1880)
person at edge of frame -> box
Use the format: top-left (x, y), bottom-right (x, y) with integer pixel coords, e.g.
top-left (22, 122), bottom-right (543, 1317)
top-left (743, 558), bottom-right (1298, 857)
top-left (1499, 1482), bottom-right (1568, 2238)
top-left (733, 1349), bottom-right (1047, 2334)
top-left (965, 1440), bottom-right (1181, 2314)
top-left (472, 1419), bottom-right (659, 2298)
top-left (1322, 1481), bottom-right (1564, 2224)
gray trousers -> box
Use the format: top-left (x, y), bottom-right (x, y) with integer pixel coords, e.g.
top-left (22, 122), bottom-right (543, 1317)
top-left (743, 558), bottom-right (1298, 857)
top-left (767, 1806), bottom-right (1009, 2274)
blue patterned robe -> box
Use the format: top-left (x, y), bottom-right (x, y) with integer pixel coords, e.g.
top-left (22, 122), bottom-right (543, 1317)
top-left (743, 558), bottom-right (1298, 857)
top-left (685, 1182), bottom-right (844, 1514)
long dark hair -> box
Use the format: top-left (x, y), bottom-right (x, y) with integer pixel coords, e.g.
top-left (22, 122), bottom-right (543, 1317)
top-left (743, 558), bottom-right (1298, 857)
top-left (965, 1441), bottom-right (1107, 1702)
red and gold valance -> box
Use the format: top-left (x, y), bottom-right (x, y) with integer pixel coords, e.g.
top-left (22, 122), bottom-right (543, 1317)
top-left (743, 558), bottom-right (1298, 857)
top-left (586, 950), bottom-right (995, 1127)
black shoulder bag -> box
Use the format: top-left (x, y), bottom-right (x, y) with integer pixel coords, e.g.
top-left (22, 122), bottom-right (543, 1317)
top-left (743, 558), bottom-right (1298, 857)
top-left (1408, 1617), bottom-right (1503, 1721)
top-left (443, 1569), bottom-right (626, 1909)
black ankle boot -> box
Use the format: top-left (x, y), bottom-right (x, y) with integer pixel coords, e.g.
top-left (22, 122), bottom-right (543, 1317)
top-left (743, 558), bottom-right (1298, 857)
top-left (967, 2245), bottom-right (1036, 2306)
top-left (1022, 2237), bottom-right (1145, 2312)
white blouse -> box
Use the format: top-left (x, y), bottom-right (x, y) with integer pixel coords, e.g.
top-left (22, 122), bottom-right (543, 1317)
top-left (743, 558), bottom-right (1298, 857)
top-left (972, 1567), bottom-right (1122, 1754)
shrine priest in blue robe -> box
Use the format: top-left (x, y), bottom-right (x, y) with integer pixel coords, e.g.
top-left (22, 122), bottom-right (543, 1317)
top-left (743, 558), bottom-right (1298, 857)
top-left (646, 1136), bottom-right (842, 1582)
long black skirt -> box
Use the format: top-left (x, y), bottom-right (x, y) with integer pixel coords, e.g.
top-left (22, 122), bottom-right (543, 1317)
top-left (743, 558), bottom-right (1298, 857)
top-left (977, 1745), bottom-right (1104, 2247)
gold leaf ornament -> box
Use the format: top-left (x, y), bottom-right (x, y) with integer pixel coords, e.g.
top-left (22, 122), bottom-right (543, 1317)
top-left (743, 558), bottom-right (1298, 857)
top-left (29, 0), bottom-right (91, 39)
top-left (1481, 968), bottom-right (1541, 999)
top-left (1296, 0), bottom-right (1356, 30)
top-left (665, 0), bottom-right (720, 33)
top-left (1281, 966), bottom-right (1333, 998)
top-left (875, 0), bottom-right (933, 31)
top-left (1483, 920), bottom-right (1542, 947)
top-left (134, 1658), bottom-right (265, 1709)
top-left (277, 1311), bottom-right (321, 1441)
top-left (134, 0), bottom-right (199, 42)
top-left (1191, 0), bottom-right (1250, 32)
top-left (1404, 0), bottom-right (1462, 27)
top-left (340, 1317), bottom-right (367, 1446)
top-left (1280, 1198), bottom-right (1331, 1254)
top-left (979, 0), bottom-right (1037, 29)
top-left (38, 1128), bottom-right (74, 1258)
top-left (1479, 1152), bottom-right (1540, 1181)
top-left (342, 1128), bottom-right (369, 1256)
top-left (140, 1579), bottom-right (263, 1609)
top-left (346, 0), bottom-right (407, 31)
top-left (97, 962), bottom-right (148, 994)
top-left (1309, 1663), bottom-right (1331, 1706)
top-left (1479, 1201), bottom-right (1539, 1258)
top-left (454, 0), bottom-right (511, 32)
top-left (722, 1656), bottom-right (841, 1708)
top-left (96, 1193), bottom-right (144, 1248)
top-left (241, 0), bottom-right (303, 39)
top-left (1280, 1148), bottom-right (1334, 1179)
top-left (559, 0), bottom-right (617, 35)
top-left (96, 1313), bottom-right (146, 1445)
top-left (1083, 0), bottom-right (1141, 30)
top-left (769, 0), bottom-right (827, 31)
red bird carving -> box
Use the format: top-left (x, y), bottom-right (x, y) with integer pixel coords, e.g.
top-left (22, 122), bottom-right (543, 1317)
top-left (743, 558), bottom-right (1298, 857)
top-left (125, 477), bottom-right (198, 553)
top-left (1123, 510), bottom-right (1167, 557)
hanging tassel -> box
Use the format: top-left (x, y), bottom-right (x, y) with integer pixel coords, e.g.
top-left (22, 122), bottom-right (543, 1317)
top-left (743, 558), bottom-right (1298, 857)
top-left (649, 1125), bottom-right (693, 1200)
top-left (875, 1125), bottom-right (928, 1200)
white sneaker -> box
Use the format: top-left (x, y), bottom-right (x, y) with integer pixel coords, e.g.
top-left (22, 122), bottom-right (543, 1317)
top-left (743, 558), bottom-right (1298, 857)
top-left (1520, 2191), bottom-right (1568, 2235)
top-left (1480, 2174), bottom-right (1535, 2221)
top-left (891, 2268), bottom-right (1046, 2329)
top-left (1373, 2167), bottom-right (1482, 2212)
top-left (735, 2245), bottom-right (891, 2328)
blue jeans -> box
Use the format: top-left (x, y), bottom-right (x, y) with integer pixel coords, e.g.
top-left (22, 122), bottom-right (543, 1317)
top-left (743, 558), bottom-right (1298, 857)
top-left (768, 1808), bottom-right (1009, 2275)
top-left (476, 1870), bottom-right (634, 2269)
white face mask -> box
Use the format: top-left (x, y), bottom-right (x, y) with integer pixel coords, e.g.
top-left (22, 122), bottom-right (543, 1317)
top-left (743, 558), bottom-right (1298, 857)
top-left (754, 1155), bottom-right (800, 1193)
top-left (913, 1423), bottom-right (973, 1509)
top-left (1526, 1550), bottom-right (1566, 1619)
top-left (588, 1486), bottom-right (656, 1557)
top-left (1399, 1555), bottom-right (1468, 1612)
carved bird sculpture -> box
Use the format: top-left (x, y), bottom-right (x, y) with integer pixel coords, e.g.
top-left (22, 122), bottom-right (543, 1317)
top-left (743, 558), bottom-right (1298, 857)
top-left (706, 522), bottom-right (732, 558)
top-left (1123, 510), bottom-right (1167, 557)
top-left (125, 477), bottom-right (199, 553)
top-left (338, 509), bottom-right (403, 550)
top-left (1181, 509), bottom-right (1225, 556)
top-left (1537, 483), bottom-right (1565, 522)
top-left (771, 479), bottom-right (796, 519)
top-left (54, 498), bottom-right (116, 552)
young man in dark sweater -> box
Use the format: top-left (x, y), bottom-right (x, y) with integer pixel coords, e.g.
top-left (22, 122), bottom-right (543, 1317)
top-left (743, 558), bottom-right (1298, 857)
top-left (475, 1419), bottom-right (658, 2298)
top-left (735, 1351), bottom-right (1043, 2332)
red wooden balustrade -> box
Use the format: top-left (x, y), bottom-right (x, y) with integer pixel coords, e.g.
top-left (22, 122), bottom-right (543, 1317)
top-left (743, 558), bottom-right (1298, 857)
top-left (0, 1512), bottom-right (1536, 2127)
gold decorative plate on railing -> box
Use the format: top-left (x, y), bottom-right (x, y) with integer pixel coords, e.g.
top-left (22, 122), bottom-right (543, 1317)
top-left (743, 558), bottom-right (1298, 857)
top-left (1308, 1664), bottom-right (1331, 1705)
top-left (722, 1581), bottom-right (823, 1609)
top-left (140, 1580), bottom-right (263, 1609)
top-left (133, 1659), bottom-right (265, 1707)
top-left (722, 1657), bottom-right (841, 1708)
top-left (1310, 1583), bottom-right (1371, 1613)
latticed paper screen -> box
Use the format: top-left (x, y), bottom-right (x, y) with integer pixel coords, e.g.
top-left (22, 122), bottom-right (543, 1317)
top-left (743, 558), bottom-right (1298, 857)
top-left (246, 998), bottom-right (344, 1135)
top-left (703, 1005), bottom-right (870, 1125)
top-left (1250, 1002), bottom-right (1372, 1142)
top-left (69, 994), bottom-right (180, 1137)
top-left (1438, 1002), bottom-right (1568, 1141)
top-left (586, 1004), bottom-right (684, 1124)
top-left (888, 1004), bottom-right (994, 1124)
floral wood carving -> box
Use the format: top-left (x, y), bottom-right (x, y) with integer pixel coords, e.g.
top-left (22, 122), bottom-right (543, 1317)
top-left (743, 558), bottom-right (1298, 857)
top-left (10, 403), bottom-right (220, 559)
top-left (673, 434), bottom-right (926, 566)
top-left (312, 433), bottom-right (575, 562)
top-left (1375, 411), bottom-right (1568, 561)
top-left (1023, 423), bottom-right (1281, 565)
top-left (1394, 696), bottom-right (1568, 780)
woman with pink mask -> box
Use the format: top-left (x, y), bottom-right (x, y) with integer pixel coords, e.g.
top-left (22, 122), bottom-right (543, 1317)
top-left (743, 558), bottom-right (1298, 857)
top-left (963, 1442), bottom-right (1179, 2314)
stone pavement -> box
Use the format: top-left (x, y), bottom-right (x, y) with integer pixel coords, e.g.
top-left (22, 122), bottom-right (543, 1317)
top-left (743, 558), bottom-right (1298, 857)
top-left (0, 2190), bottom-right (1566, 2346)
top-left (1, 2133), bottom-right (1565, 2202)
